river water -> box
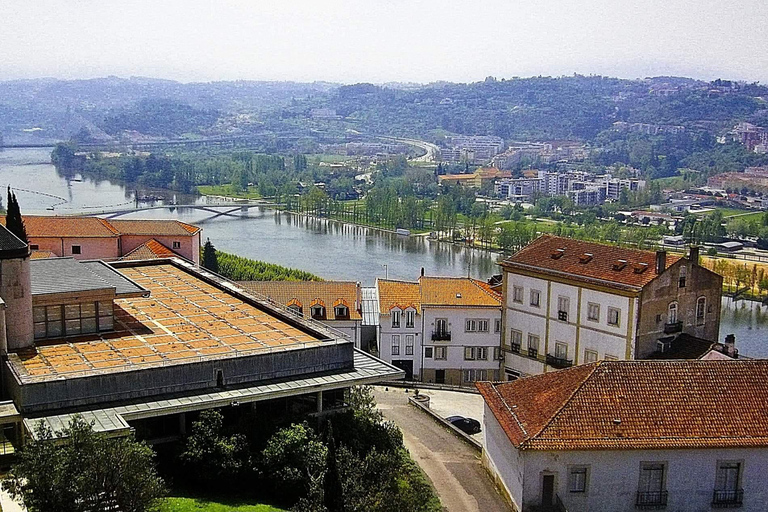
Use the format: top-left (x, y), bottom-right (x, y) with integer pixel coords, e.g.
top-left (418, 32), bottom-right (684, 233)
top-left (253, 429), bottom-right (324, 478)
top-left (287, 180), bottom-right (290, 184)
top-left (1, 148), bottom-right (765, 357)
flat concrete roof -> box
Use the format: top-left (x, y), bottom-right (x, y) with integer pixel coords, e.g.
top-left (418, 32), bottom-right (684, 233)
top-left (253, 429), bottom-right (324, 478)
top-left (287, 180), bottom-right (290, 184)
top-left (9, 262), bottom-right (337, 383)
top-left (25, 349), bottom-right (403, 439)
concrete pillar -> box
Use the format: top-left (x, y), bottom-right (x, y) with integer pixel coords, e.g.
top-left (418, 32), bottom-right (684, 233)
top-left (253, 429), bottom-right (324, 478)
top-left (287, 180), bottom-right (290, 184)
top-left (0, 300), bottom-right (7, 355)
top-left (316, 391), bottom-right (323, 413)
top-left (178, 413), bottom-right (186, 436)
top-left (0, 256), bottom-right (34, 351)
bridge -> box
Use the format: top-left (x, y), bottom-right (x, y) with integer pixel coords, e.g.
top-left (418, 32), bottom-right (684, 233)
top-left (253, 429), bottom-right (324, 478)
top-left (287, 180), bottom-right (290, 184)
top-left (73, 201), bottom-right (276, 222)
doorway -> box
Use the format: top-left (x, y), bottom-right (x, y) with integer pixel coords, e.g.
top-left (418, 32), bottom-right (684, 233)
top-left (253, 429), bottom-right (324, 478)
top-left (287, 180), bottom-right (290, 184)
top-left (541, 474), bottom-right (555, 507)
top-left (435, 369), bottom-right (445, 384)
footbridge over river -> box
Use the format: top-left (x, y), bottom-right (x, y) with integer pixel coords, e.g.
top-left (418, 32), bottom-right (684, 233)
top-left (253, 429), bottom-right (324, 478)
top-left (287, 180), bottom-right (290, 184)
top-left (74, 201), bottom-right (276, 222)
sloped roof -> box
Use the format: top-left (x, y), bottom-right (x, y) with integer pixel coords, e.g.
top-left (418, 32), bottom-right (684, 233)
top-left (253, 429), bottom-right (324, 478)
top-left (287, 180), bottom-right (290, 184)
top-left (377, 276), bottom-right (501, 314)
top-left (501, 234), bottom-right (683, 290)
top-left (106, 219), bottom-right (201, 236)
top-left (2, 217), bottom-right (201, 238)
top-left (237, 281), bottom-right (362, 320)
top-left (120, 239), bottom-right (178, 260)
top-left (0, 224), bottom-right (29, 259)
top-left (377, 279), bottom-right (421, 314)
top-left (477, 360), bottom-right (768, 451)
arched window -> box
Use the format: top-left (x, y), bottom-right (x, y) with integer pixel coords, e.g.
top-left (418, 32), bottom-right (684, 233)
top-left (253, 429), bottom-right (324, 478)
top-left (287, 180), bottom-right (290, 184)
top-left (696, 297), bottom-right (706, 325)
top-left (668, 302), bottom-right (678, 324)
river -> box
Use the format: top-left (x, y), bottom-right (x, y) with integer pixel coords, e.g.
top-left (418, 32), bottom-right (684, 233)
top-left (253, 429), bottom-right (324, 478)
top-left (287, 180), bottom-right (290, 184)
top-left (1, 148), bottom-right (765, 357)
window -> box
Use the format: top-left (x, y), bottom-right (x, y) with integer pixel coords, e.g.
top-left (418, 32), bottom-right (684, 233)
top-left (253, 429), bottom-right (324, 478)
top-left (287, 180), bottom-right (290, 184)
top-left (434, 346), bottom-right (447, 360)
top-left (656, 314), bottom-right (662, 323)
top-left (510, 329), bottom-right (522, 353)
top-left (464, 347), bottom-right (476, 360)
top-left (465, 319), bottom-right (477, 332)
top-left (172, 241), bottom-right (181, 249)
top-left (477, 347), bottom-right (488, 360)
top-left (584, 350), bottom-right (598, 363)
top-left (391, 335), bottom-right (400, 355)
top-left (555, 342), bottom-right (568, 360)
top-left (696, 297), bottom-right (706, 325)
top-left (311, 305), bottom-right (325, 319)
top-left (527, 334), bottom-right (540, 357)
top-left (424, 347), bottom-right (433, 358)
top-left (435, 318), bottom-right (448, 334)
top-left (715, 462), bottom-right (741, 493)
top-left (405, 309), bottom-right (415, 328)
top-left (512, 285), bottom-right (524, 303)
top-left (679, 265), bottom-right (687, 288)
top-left (638, 462), bottom-right (665, 496)
top-left (530, 289), bottom-right (541, 307)
top-left (463, 369), bottom-right (475, 382)
top-left (557, 296), bottom-right (569, 321)
top-left (391, 310), bottom-right (401, 328)
top-left (494, 319), bottom-right (501, 333)
top-left (478, 319), bottom-right (489, 332)
top-left (607, 307), bottom-right (620, 327)
top-left (604, 354), bottom-right (618, 361)
top-left (288, 304), bottom-right (303, 316)
top-left (30, 244), bottom-right (39, 250)
top-left (493, 347), bottom-right (501, 360)
top-left (33, 301), bottom-right (113, 339)
top-left (405, 335), bottom-right (414, 355)
top-left (668, 302), bottom-right (678, 324)
top-left (569, 467), bottom-right (588, 493)
top-left (71, 245), bottom-right (81, 255)
top-left (587, 303), bottom-right (600, 322)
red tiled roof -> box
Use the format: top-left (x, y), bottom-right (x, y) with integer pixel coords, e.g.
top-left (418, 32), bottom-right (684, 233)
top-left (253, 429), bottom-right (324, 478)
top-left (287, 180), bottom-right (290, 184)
top-left (477, 360), bottom-right (768, 451)
top-left (3, 217), bottom-right (201, 238)
top-left (378, 276), bottom-right (501, 314)
top-left (237, 281), bottom-right (361, 321)
top-left (107, 219), bottom-right (201, 236)
top-left (378, 279), bottom-right (421, 314)
top-left (501, 234), bottom-right (682, 290)
top-left (120, 239), bottom-right (178, 261)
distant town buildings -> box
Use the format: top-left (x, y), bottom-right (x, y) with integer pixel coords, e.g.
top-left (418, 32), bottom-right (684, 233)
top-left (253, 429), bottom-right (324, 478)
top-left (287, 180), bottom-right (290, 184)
top-left (440, 135), bottom-right (505, 163)
top-left (612, 121), bottom-right (686, 135)
top-left (438, 167), bottom-right (512, 188)
top-left (708, 166), bottom-right (768, 191)
top-left (1, 216), bottom-right (202, 264)
top-left (376, 275), bottom-right (502, 385)
top-left (494, 171), bottom-right (645, 204)
top-left (726, 122), bottom-right (768, 153)
top-left (492, 141), bottom-right (588, 169)
top-left (478, 360), bottom-right (768, 511)
top-left (500, 235), bottom-right (723, 380)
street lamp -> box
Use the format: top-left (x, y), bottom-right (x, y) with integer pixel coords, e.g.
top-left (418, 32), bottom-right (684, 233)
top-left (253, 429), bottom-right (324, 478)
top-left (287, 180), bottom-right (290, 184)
top-left (382, 264), bottom-right (388, 279)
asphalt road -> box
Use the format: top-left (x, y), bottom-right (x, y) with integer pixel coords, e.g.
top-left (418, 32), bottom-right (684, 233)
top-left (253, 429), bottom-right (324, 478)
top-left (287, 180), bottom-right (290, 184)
top-left (374, 387), bottom-right (511, 512)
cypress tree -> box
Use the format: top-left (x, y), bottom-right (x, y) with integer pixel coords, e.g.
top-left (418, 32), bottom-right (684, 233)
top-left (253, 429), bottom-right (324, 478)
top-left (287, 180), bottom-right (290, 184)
top-left (6, 187), bottom-right (28, 243)
top-left (202, 238), bottom-right (219, 273)
top-left (323, 421), bottom-right (344, 512)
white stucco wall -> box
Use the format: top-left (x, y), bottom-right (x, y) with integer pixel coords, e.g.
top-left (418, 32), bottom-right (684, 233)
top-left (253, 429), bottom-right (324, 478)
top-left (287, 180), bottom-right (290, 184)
top-left (482, 402), bottom-right (524, 512)
top-left (378, 307), bottom-right (421, 377)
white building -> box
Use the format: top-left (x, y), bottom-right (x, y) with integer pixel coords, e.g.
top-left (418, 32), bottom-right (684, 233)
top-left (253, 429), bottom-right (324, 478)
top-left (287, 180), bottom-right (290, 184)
top-left (377, 276), bottom-right (502, 385)
top-left (477, 360), bottom-right (768, 512)
top-left (500, 235), bottom-right (723, 380)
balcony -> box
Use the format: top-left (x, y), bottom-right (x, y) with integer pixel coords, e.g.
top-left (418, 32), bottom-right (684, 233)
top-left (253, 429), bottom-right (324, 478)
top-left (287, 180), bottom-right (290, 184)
top-left (712, 489), bottom-right (743, 508)
top-left (528, 347), bottom-right (539, 359)
top-left (510, 342), bottom-right (521, 354)
top-left (664, 321), bottom-right (683, 334)
top-left (636, 491), bottom-right (668, 509)
top-left (546, 354), bottom-right (573, 369)
top-left (431, 330), bottom-right (451, 341)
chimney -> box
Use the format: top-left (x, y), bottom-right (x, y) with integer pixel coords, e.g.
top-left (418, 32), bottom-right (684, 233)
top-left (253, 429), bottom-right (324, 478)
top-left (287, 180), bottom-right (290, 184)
top-left (655, 250), bottom-right (667, 274)
top-left (689, 246), bottom-right (699, 265)
top-left (725, 334), bottom-right (737, 358)
top-left (420, 267), bottom-right (425, 277)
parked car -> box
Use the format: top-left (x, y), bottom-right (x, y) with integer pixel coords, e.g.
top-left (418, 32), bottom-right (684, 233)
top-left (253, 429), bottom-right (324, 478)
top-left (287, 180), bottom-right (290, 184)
top-left (446, 415), bottom-right (481, 435)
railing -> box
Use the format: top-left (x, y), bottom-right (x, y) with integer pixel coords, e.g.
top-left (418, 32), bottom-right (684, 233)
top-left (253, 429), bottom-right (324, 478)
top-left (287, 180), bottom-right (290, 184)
top-left (431, 330), bottom-right (452, 341)
top-left (510, 342), bottom-right (521, 354)
top-left (528, 347), bottom-right (539, 358)
top-left (664, 321), bottom-right (683, 334)
top-left (712, 489), bottom-right (744, 508)
top-left (546, 354), bottom-right (573, 369)
top-left (636, 491), bottom-right (668, 509)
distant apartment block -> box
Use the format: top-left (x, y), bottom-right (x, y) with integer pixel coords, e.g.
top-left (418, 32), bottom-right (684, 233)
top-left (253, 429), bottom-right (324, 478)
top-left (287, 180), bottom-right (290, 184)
top-left (0, 216), bottom-right (201, 264)
top-left (500, 235), bottom-right (723, 380)
top-left (727, 122), bottom-right (768, 152)
top-left (376, 276), bottom-right (502, 385)
top-left (440, 136), bottom-right (505, 163)
top-left (612, 121), bottom-right (686, 135)
top-left (438, 167), bottom-right (511, 188)
top-left (495, 171), bottom-right (642, 205)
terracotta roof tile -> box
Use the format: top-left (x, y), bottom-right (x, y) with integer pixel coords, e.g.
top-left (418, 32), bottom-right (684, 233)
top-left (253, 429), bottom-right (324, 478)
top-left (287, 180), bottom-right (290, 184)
top-left (3, 217), bottom-right (201, 238)
top-left (477, 360), bottom-right (768, 451)
top-left (237, 281), bottom-right (361, 320)
top-left (377, 279), bottom-right (421, 314)
top-left (378, 276), bottom-right (501, 313)
top-left (501, 234), bottom-right (682, 290)
top-left (120, 239), bottom-right (178, 261)
top-left (107, 219), bottom-right (201, 236)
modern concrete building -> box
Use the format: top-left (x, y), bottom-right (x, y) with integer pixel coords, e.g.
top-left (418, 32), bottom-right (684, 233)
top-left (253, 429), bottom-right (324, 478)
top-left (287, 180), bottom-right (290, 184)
top-left (1, 216), bottom-right (202, 264)
top-left (477, 360), bottom-right (768, 512)
top-left (500, 235), bottom-right (723, 379)
top-left (377, 275), bottom-right (502, 384)
top-left (0, 224), bottom-right (400, 449)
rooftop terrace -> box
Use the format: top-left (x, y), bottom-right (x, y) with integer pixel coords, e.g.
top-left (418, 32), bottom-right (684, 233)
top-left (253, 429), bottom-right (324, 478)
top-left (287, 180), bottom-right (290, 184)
top-left (9, 263), bottom-right (330, 383)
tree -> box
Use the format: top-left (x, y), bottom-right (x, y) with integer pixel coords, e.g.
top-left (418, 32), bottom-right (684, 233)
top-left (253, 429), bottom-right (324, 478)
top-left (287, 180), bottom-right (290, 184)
top-left (179, 409), bottom-right (248, 485)
top-left (202, 238), bottom-right (219, 273)
top-left (5, 187), bottom-right (28, 243)
top-left (323, 422), bottom-right (344, 512)
top-left (262, 422), bottom-right (327, 499)
top-left (4, 416), bottom-right (165, 512)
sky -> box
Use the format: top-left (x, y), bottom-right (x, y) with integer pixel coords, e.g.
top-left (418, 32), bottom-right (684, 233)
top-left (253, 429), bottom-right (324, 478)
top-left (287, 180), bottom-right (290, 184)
top-left (1, 0), bottom-right (767, 84)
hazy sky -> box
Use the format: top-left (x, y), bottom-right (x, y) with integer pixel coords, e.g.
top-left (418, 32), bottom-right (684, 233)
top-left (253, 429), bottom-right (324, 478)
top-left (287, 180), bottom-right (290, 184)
top-left (2, 0), bottom-right (767, 84)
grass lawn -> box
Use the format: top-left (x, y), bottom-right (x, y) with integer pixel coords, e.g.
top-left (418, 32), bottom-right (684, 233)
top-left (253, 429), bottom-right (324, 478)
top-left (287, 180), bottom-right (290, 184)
top-left (197, 185), bottom-right (261, 199)
top-left (158, 497), bottom-right (286, 512)
top-left (723, 210), bottom-right (765, 222)
top-left (716, 207), bottom-right (753, 218)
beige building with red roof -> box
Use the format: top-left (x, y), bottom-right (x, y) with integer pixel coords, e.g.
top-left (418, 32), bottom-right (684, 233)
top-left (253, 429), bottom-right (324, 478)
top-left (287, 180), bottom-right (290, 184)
top-left (477, 360), bottom-right (768, 511)
top-left (0, 216), bottom-right (201, 264)
top-left (500, 235), bottom-right (723, 380)
top-left (377, 275), bottom-right (502, 384)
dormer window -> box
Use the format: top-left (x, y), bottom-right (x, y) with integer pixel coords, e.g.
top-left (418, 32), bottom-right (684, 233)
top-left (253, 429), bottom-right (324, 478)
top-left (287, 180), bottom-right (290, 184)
top-left (288, 304), bottom-right (303, 316)
top-left (551, 248), bottom-right (566, 259)
top-left (634, 263), bottom-right (649, 274)
top-left (391, 309), bottom-right (401, 328)
top-left (334, 305), bottom-right (348, 319)
top-left (311, 305), bottom-right (325, 319)
top-left (612, 259), bottom-right (627, 271)
top-left (579, 253), bottom-right (593, 264)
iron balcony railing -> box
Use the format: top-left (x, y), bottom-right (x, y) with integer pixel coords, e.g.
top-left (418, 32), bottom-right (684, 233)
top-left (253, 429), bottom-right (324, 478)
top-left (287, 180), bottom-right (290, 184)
top-left (712, 489), bottom-right (744, 508)
top-left (431, 330), bottom-right (451, 341)
top-left (510, 342), bottom-right (521, 354)
top-left (546, 354), bottom-right (573, 369)
top-left (636, 490), bottom-right (668, 509)
top-left (664, 321), bottom-right (683, 334)
top-left (528, 347), bottom-right (539, 358)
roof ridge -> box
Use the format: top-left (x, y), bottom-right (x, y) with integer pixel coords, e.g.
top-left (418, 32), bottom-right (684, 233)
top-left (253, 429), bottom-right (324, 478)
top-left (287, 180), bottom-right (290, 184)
top-left (98, 218), bottom-right (121, 235)
top-left (468, 278), bottom-right (502, 302)
top-left (520, 362), bottom-right (603, 449)
top-left (492, 382), bottom-right (529, 441)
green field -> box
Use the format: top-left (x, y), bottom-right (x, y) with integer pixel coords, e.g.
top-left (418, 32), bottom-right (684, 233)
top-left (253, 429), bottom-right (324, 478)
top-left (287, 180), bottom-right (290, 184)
top-left (158, 497), bottom-right (286, 512)
top-left (722, 210), bottom-right (764, 221)
top-left (197, 185), bottom-right (261, 199)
